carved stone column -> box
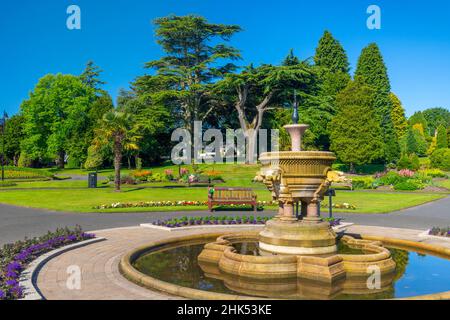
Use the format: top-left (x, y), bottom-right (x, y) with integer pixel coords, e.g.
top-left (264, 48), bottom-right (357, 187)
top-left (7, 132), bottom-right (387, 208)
top-left (303, 199), bottom-right (322, 223)
top-left (280, 200), bottom-right (296, 222)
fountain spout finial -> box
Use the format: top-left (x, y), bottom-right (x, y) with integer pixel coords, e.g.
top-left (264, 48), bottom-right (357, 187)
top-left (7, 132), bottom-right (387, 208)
top-left (292, 90), bottom-right (299, 124)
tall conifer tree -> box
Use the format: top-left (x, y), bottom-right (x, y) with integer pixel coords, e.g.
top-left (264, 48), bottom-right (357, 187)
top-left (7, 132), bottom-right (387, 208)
top-left (329, 78), bottom-right (384, 172)
top-left (355, 43), bottom-right (399, 163)
top-left (390, 93), bottom-right (408, 139)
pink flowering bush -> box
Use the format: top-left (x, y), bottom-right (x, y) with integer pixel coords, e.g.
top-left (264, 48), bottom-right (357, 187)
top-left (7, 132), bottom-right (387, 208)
top-left (398, 169), bottom-right (415, 178)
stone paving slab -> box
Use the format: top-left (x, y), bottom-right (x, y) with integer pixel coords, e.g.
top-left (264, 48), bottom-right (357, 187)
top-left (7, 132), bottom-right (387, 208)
top-left (36, 225), bottom-right (450, 300)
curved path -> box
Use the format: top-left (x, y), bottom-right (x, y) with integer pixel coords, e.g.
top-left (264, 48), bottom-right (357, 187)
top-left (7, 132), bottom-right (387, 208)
top-left (0, 196), bottom-right (449, 246)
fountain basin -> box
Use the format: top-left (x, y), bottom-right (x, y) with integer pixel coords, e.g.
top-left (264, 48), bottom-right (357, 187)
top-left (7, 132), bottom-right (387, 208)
top-left (120, 231), bottom-right (450, 300)
top-left (198, 232), bottom-right (395, 283)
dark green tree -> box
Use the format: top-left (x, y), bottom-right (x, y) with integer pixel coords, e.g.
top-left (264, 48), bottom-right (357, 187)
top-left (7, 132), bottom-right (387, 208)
top-left (216, 63), bottom-right (318, 163)
top-left (2, 114), bottom-right (25, 166)
top-left (80, 60), bottom-right (106, 91)
top-left (422, 107), bottom-right (450, 135)
top-left (436, 124), bottom-right (448, 149)
top-left (404, 126), bottom-right (427, 156)
top-left (118, 87), bottom-right (173, 166)
top-left (283, 49), bottom-right (301, 66)
top-left (329, 78), bottom-right (384, 172)
top-left (314, 31), bottom-right (349, 73)
top-left (311, 31), bottom-right (351, 149)
top-left (140, 15), bottom-right (241, 138)
top-left (355, 43), bottom-right (399, 162)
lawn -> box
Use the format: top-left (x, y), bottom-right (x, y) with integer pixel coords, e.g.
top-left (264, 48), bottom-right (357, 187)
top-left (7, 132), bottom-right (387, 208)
top-left (437, 179), bottom-right (450, 190)
top-left (0, 163), bottom-right (445, 214)
top-left (0, 185), bottom-right (444, 214)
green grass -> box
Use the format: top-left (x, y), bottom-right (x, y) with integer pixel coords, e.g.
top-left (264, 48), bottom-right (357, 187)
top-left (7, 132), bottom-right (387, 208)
top-left (0, 163), bottom-right (446, 214)
top-left (2, 180), bottom-right (91, 189)
top-left (0, 185), bottom-right (444, 214)
top-left (49, 163), bottom-right (262, 187)
top-left (437, 179), bottom-right (450, 190)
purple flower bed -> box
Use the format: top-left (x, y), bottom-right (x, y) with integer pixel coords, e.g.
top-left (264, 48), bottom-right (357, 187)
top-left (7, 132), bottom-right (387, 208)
top-left (152, 216), bottom-right (342, 229)
top-left (326, 218), bottom-right (343, 227)
top-left (0, 226), bottom-right (95, 300)
top-left (152, 215), bottom-right (271, 228)
top-left (429, 227), bottom-right (450, 238)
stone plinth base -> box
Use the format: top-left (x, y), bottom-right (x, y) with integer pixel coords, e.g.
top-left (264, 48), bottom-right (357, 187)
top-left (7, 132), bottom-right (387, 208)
top-left (258, 219), bottom-right (337, 255)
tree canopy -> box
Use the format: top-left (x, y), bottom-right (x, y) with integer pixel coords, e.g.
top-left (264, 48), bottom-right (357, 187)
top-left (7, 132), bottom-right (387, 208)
top-left (20, 74), bottom-right (97, 167)
top-left (314, 31), bottom-right (349, 73)
top-left (329, 79), bottom-right (384, 171)
top-left (355, 43), bottom-right (399, 163)
top-left (141, 15), bottom-right (242, 134)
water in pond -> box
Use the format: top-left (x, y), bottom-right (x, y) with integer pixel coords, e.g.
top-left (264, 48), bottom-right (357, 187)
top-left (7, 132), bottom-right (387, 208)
top-left (133, 242), bottom-right (450, 299)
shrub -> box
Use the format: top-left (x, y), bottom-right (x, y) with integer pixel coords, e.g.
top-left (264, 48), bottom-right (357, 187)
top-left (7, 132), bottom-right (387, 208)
top-left (164, 170), bottom-right (174, 181)
top-left (378, 171), bottom-right (405, 186)
top-left (430, 148), bottom-right (450, 171)
top-left (107, 174), bottom-right (136, 184)
top-left (398, 169), bottom-right (415, 178)
top-left (351, 176), bottom-right (375, 189)
top-left (419, 169), bottom-right (447, 178)
top-left (397, 153), bottom-right (420, 171)
top-left (17, 152), bottom-right (32, 168)
top-left (121, 175), bottom-right (136, 185)
top-left (66, 157), bottom-right (81, 169)
top-left (3, 167), bottom-right (54, 180)
top-left (208, 175), bottom-right (224, 182)
top-left (393, 179), bottom-right (424, 191)
top-left (148, 172), bottom-right (167, 182)
top-left (332, 163), bottom-right (385, 174)
top-left (131, 170), bottom-right (152, 182)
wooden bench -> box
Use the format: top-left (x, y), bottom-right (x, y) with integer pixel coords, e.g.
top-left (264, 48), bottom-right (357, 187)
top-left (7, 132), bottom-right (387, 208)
top-left (208, 187), bottom-right (257, 213)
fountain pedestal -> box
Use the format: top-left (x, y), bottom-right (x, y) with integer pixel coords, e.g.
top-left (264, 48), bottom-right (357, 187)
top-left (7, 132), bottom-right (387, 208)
top-left (257, 124), bottom-right (338, 255)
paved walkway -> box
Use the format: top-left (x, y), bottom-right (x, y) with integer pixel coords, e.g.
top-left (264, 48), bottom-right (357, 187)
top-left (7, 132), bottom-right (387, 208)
top-left (0, 196), bottom-right (448, 246)
top-left (36, 224), bottom-right (450, 300)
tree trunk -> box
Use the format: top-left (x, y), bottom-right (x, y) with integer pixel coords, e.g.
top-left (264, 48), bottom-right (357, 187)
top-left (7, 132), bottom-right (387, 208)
top-left (114, 137), bottom-right (122, 192)
top-left (246, 130), bottom-right (258, 164)
top-left (349, 163), bottom-right (355, 174)
top-left (127, 156), bottom-right (131, 170)
top-left (57, 151), bottom-right (65, 169)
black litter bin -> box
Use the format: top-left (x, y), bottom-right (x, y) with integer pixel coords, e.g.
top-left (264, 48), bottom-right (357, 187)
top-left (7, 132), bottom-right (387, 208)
top-left (88, 172), bottom-right (98, 188)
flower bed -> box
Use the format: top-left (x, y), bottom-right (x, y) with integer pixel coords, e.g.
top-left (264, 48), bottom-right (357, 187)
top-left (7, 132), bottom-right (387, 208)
top-left (429, 227), bottom-right (450, 238)
top-left (0, 226), bottom-right (95, 300)
top-left (153, 215), bottom-right (272, 228)
top-left (3, 167), bottom-right (54, 180)
top-left (94, 200), bottom-right (278, 210)
top-left (321, 202), bottom-right (357, 210)
top-left (151, 215), bottom-right (343, 229)
top-left (93, 200), bottom-right (356, 211)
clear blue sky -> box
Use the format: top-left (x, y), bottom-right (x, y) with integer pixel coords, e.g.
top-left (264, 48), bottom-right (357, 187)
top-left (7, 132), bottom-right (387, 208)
top-left (2, 0), bottom-right (450, 117)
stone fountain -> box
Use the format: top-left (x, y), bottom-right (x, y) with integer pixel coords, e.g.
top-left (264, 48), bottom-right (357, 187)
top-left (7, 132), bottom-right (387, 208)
top-left (257, 99), bottom-right (337, 255)
top-left (198, 98), bottom-right (397, 284)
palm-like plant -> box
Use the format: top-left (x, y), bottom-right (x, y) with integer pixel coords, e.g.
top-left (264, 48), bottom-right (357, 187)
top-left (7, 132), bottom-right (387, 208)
top-left (94, 111), bottom-right (138, 191)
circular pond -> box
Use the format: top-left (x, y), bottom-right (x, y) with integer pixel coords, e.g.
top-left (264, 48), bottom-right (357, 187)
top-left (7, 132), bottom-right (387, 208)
top-left (130, 239), bottom-right (450, 300)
